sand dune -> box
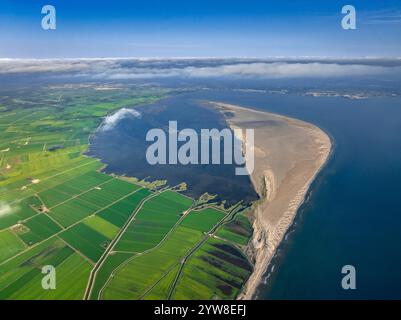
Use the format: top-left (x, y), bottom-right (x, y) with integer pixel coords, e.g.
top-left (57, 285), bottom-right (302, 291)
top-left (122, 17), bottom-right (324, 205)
top-left (211, 102), bottom-right (332, 299)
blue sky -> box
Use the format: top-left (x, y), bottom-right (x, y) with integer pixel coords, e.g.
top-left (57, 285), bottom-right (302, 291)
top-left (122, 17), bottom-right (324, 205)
top-left (0, 0), bottom-right (400, 58)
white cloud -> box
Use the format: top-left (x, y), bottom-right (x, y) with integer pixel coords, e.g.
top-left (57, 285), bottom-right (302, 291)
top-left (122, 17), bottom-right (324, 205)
top-left (0, 202), bottom-right (17, 217)
top-left (0, 59), bottom-right (93, 74)
top-left (100, 108), bottom-right (141, 132)
top-left (180, 62), bottom-right (392, 78)
top-left (0, 58), bottom-right (399, 79)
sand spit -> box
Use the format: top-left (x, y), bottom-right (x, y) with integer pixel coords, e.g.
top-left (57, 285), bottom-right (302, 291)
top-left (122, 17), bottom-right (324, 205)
top-left (210, 102), bottom-right (332, 300)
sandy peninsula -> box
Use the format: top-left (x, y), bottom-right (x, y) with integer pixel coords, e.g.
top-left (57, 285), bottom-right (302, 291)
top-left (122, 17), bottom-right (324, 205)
top-left (210, 102), bottom-right (332, 300)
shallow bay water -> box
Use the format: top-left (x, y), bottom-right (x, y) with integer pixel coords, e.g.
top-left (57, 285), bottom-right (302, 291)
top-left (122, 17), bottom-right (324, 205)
top-left (88, 95), bottom-right (258, 206)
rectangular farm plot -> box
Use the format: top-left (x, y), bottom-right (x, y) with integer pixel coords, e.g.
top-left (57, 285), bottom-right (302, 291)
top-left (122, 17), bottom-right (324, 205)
top-left (39, 171), bottom-right (113, 208)
top-left (97, 188), bottom-right (152, 228)
top-left (180, 208), bottom-right (226, 233)
top-left (2, 252), bottom-right (91, 300)
top-left (0, 230), bottom-right (26, 263)
top-left (83, 216), bottom-right (119, 240)
top-left (15, 213), bottom-right (62, 245)
top-left (114, 191), bottom-right (193, 253)
top-left (49, 197), bottom-right (101, 227)
top-left (48, 179), bottom-right (143, 228)
top-left (37, 252), bottom-right (92, 300)
top-left (97, 178), bottom-right (141, 198)
top-left (27, 158), bottom-right (103, 195)
top-left (102, 212), bottom-right (207, 299)
top-left (38, 188), bottom-right (72, 208)
top-left (0, 238), bottom-right (75, 299)
top-left (60, 171), bottom-right (113, 193)
top-left (216, 213), bottom-right (252, 246)
top-left (77, 188), bottom-right (118, 209)
top-left (59, 222), bottom-right (110, 262)
top-left (171, 238), bottom-right (253, 300)
top-left (78, 178), bottom-right (141, 208)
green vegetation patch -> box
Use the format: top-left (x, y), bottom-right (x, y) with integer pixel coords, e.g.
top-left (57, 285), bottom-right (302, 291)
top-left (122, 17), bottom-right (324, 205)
top-left (142, 264), bottom-right (180, 300)
top-left (89, 252), bottom-right (134, 300)
top-left (48, 178), bottom-right (142, 228)
top-left (216, 212), bottom-right (252, 246)
top-left (100, 207), bottom-right (225, 300)
top-left (98, 178), bottom-right (141, 197)
top-left (181, 208), bottom-right (226, 233)
top-left (25, 159), bottom-right (103, 196)
top-left (83, 215), bottom-right (119, 240)
top-left (16, 213), bottom-right (62, 245)
top-left (0, 196), bottom-right (41, 230)
top-left (114, 191), bottom-right (193, 253)
top-left (171, 238), bottom-right (253, 300)
top-left (102, 226), bottom-right (202, 299)
top-left (0, 230), bottom-right (26, 264)
top-left (0, 238), bottom-right (75, 299)
top-left (39, 171), bottom-right (113, 208)
top-left (59, 222), bottom-right (110, 262)
top-left (17, 252), bottom-right (92, 300)
top-left (49, 198), bottom-right (101, 227)
top-left (97, 188), bottom-right (152, 228)
top-left (78, 178), bottom-right (141, 208)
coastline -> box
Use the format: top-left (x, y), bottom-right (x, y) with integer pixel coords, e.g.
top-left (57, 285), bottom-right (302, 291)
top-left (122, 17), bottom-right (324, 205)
top-left (210, 102), bottom-right (332, 300)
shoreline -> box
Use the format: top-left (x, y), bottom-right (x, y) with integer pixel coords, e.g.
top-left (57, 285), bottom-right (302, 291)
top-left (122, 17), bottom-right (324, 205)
top-left (210, 102), bottom-right (332, 300)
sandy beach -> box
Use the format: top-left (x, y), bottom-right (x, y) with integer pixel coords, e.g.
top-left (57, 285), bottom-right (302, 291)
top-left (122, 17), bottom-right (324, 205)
top-left (211, 102), bottom-right (332, 300)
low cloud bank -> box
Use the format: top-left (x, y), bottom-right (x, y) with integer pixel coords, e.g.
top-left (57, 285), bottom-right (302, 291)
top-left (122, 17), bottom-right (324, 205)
top-left (0, 202), bottom-right (17, 218)
top-left (0, 58), bottom-right (400, 79)
top-left (100, 108), bottom-right (141, 132)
